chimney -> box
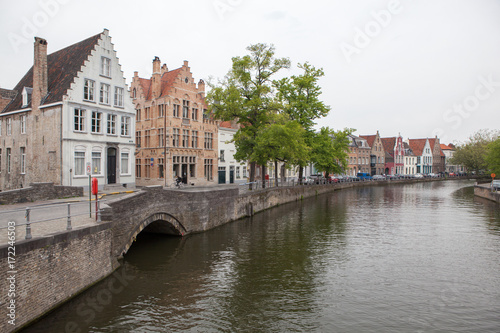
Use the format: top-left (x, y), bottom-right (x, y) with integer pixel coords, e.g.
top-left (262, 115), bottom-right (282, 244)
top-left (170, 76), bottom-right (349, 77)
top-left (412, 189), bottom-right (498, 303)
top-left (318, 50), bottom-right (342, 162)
top-left (152, 56), bottom-right (161, 99)
top-left (161, 63), bottom-right (168, 75)
top-left (198, 79), bottom-right (205, 98)
top-left (32, 37), bottom-right (48, 110)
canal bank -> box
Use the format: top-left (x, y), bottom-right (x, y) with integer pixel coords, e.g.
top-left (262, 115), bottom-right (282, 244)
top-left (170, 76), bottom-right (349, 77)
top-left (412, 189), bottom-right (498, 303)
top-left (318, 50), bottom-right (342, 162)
top-left (474, 183), bottom-right (500, 204)
top-left (20, 179), bottom-right (500, 333)
top-left (2, 176), bottom-right (484, 333)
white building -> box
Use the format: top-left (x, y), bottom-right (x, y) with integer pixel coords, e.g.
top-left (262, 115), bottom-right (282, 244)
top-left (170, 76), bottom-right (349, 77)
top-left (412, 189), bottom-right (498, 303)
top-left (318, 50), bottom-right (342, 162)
top-left (218, 121), bottom-right (247, 184)
top-left (0, 30), bottom-right (135, 191)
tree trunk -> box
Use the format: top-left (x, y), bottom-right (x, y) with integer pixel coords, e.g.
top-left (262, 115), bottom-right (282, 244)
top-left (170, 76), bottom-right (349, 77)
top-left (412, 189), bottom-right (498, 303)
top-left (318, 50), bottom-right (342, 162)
top-left (262, 164), bottom-right (266, 188)
top-left (249, 161), bottom-right (256, 190)
top-left (274, 160), bottom-right (279, 187)
top-left (299, 166), bottom-right (304, 185)
top-left (281, 163), bottom-right (286, 184)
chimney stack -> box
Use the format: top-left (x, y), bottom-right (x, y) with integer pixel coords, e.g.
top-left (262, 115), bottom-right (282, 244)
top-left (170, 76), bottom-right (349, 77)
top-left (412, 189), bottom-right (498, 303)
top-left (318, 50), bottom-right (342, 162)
top-left (32, 37), bottom-right (48, 109)
top-left (152, 56), bottom-right (161, 98)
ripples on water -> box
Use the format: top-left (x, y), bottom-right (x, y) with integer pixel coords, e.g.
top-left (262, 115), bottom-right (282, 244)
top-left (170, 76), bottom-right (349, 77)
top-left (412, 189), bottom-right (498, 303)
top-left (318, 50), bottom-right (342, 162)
top-left (23, 180), bottom-right (500, 333)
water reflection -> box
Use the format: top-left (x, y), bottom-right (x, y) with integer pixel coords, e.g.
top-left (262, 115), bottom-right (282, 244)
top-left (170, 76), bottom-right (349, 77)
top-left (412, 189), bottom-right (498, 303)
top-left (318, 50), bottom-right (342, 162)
top-left (22, 180), bottom-right (500, 333)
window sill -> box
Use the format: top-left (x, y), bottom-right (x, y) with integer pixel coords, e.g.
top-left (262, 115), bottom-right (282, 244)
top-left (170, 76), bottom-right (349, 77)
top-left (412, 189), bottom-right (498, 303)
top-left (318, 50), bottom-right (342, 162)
top-left (99, 74), bottom-right (112, 79)
top-left (83, 99), bottom-right (96, 104)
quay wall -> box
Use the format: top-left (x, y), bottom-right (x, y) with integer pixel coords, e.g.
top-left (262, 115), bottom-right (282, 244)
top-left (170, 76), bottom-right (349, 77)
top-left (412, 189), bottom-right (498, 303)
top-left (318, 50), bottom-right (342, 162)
top-left (474, 184), bottom-right (500, 204)
top-left (0, 183), bottom-right (83, 205)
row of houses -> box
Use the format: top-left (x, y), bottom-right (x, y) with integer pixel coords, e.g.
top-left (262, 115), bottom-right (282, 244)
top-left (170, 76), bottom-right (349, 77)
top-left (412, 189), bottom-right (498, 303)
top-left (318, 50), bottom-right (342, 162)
top-left (0, 30), bottom-right (462, 191)
top-left (344, 132), bottom-right (463, 177)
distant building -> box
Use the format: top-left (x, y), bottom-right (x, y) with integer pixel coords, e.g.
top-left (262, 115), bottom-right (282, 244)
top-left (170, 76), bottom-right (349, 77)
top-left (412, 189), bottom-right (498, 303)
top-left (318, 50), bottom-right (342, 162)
top-left (381, 134), bottom-right (404, 175)
top-left (218, 120), bottom-right (247, 184)
top-left (360, 130), bottom-right (385, 175)
top-left (0, 30), bottom-right (135, 191)
top-left (408, 137), bottom-right (444, 174)
top-left (131, 58), bottom-right (218, 187)
top-left (441, 144), bottom-right (465, 174)
top-left (403, 142), bottom-right (417, 175)
top-left (346, 134), bottom-right (371, 175)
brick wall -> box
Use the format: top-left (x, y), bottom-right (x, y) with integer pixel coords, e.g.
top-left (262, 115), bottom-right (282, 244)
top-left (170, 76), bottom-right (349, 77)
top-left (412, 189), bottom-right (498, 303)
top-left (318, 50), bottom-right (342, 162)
top-left (0, 223), bottom-right (116, 333)
top-left (474, 184), bottom-right (500, 204)
top-left (0, 183), bottom-right (83, 205)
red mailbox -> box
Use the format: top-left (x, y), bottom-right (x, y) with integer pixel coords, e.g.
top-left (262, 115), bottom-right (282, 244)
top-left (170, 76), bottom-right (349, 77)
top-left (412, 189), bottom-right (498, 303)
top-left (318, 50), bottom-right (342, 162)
top-left (91, 177), bottom-right (98, 195)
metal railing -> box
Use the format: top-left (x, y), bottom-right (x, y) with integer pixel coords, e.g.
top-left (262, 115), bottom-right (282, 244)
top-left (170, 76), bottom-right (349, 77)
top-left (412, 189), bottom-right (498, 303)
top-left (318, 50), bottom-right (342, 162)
top-left (0, 199), bottom-right (103, 240)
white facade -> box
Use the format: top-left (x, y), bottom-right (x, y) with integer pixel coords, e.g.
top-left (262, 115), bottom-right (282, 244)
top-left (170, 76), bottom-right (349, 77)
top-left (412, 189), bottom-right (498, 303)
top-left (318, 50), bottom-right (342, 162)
top-left (404, 155), bottom-right (417, 175)
top-left (62, 30), bottom-right (135, 188)
top-left (420, 140), bottom-right (433, 174)
top-left (218, 125), bottom-right (247, 184)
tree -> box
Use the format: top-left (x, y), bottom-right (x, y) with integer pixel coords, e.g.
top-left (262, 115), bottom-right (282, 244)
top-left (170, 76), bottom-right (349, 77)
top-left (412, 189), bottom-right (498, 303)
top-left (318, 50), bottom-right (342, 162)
top-left (206, 43), bottom-right (290, 189)
top-left (450, 129), bottom-right (499, 174)
top-left (274, 62), bottom-right (331, 182)
top-left (253, 119), bottom-right (310, 186)
top-left (486, 139), bottom-right (500, 175)
top-left (310, 127), bottom-right (352, 179)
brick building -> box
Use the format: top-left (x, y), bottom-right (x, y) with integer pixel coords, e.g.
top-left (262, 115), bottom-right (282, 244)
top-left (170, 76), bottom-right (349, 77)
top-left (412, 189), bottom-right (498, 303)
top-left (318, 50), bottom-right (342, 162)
top-left (131, 57), bottom-right (218, 187)
top-left (346, 134), bottom-right (371, 176)
top-left (0, 30), bottom-right (135, 191)
top-left (381, 134), bottom-right (404, 175)
top-left (360, 130), bottom-right (385, 175)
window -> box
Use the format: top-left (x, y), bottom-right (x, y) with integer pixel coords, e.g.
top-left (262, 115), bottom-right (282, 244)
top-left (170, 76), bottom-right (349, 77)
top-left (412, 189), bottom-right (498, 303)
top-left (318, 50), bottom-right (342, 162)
top-left (6, 118), bottom-right (12, 136)
top-left (132, 88), bottom-right (137, 99)
top-left (189, 156), bottom-right (196, 177)
top-left (74, 108), bottom-right (86, 132)
top-left (144, 130), bottom-right (151, 147)
top-left (172, 128), bottom-right (179, 147)
top-left (136, 158), bottom-right (141, 178)
top-left (144, 158), bottom-right (150, 178)
top-left (7, 148), bottom-right (11, 174)
top-left (0, 119), bottom-right (2, 136)
top-left (191, 131), bottom-right (198, 148)
top-left (100, 83), bottom-right (110, 104)
top-left (243, 166), bottom-right (247, 178)
top-left (20, 115), bottom-right (26, 134)
top-left (0, 149), bottom-right (2, 173)
top-left (182, 130), bottom-right (189, 147)
top-left (191, 107), bottom-right (198, 120)
top-left (236, 166), bottom-right (240, 178)
top-left (121, 116), bottom-right (131, 136)
top-left (182, 100), bottom-right (189, 118)
top-left (145, 107), bottom-right (150, 119)
top-left (158, 128), bottom-right (164, 147)
top-left (159, 158), bottom-right (164, 178)
top-left (220, 150), bottom-right (225, 162)
top-left (107, 114), bottom-right (116, 135)
top-left (92, 151), bottom-right (101, 174)
top-left (204, 159), bottom-right (213, 181)
top-left (136, 108), bottom-right (141, 122)
top-left (121, 152), bottom-right (129, 174)
top-left (84, 79), bottom-right (95, 101)
top-left (91, 111), bottom-right (102, 133)
top-left (20, 147), bottom-right (26, 174)
top-left (204, 132), bottom-right (213, 149)
top-left (159, 104), bottom-right (165, 117)
top-left (75, 151), bottom-right (85, 176)
top-left (136, 131), bottom-right (141, 147)
top-left (114, 87), bottom-right (124, 107)
top-left (173, 104), bottom-right (180, 117)
top-left (101, 57), bottom-right (111, 77)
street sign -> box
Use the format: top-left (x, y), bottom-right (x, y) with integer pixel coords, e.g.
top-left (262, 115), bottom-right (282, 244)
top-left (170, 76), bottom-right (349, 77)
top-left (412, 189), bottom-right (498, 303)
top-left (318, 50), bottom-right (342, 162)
top-left (86, 162), bottom-right (91, 175)
top-left (150, 157), bottom-right (154, 168)
top-left (492, 173), bottom-right (496, 179)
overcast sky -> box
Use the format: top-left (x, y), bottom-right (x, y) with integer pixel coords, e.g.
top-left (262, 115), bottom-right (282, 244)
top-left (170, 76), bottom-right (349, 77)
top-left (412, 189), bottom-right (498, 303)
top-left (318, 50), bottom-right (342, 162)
top-left (1, 0), bottom-right (499, 144)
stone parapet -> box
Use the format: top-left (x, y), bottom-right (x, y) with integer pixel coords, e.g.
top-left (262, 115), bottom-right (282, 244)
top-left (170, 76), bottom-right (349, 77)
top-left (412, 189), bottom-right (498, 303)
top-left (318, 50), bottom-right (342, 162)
top-left (0, 183), bottom-right (83, 205)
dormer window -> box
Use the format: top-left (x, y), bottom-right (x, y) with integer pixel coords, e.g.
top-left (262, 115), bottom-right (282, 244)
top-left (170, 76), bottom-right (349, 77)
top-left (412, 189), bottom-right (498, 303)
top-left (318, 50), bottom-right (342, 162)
top-left (22, 87), bottom-right (32, 107)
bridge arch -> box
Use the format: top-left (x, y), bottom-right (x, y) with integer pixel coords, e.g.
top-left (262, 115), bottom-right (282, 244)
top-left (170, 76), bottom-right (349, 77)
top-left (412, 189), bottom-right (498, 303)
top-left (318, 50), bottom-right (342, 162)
top-left (119, 212), bottom-right (187, 256)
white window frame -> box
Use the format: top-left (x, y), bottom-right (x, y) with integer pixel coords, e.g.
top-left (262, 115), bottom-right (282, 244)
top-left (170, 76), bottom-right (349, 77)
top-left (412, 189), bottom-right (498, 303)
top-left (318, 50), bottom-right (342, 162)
top-left (100, 83), bottom-right (110, 104)
top-left (121, 116), bottom-right (131, 136)
top-left (107, 114), bottom-right (117, 135)
top-left (114, 87), bottom-right (124, 107)
top-left (91, 111), bottom-right (102, 134)
top-left (74, 108), bottom-right (86, 132)
top-left (84, 79), bottom-right (95, 101)
top-left (92, 151), bottom-right (102, 175)
top-left (74, 151), bottom-right (86, 176)
top-left (121, 151), bottom-right (130, 175)
top-left (7, 148), bottom-right (11, 174)
top-left (0, 119), bottom-right (3, 136)
top-left (20, 115), bottom-right (26, 134)
top-left (101, 56), bottom-right (111, 77)
top-left (6, 118), bottom-right (12, 136)
top-left (20, 147), bottom-right (26, 174)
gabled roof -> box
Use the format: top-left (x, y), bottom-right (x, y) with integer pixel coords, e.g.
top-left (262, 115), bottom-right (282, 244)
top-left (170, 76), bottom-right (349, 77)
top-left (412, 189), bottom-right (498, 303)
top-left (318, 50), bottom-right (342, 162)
top-left (408, 139), bottom-right (427, 156)
top-left (359, 134), bottom-right (376, 148)
top-left (2, 32), bottom-right (102, 113)
top-left (440, 144), bottom-right (453, 151)
top-left (138, 68), bottom-right (183, 101)
top-left (381, 137), bottom-right (396, 155)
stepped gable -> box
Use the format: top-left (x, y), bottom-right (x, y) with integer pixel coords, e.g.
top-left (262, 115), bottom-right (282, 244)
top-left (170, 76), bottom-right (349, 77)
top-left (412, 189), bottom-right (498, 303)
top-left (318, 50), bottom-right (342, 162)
top-left (359, 134), bottom-right (376, 148)
top-left (2, 32), bottom-right (101, 113)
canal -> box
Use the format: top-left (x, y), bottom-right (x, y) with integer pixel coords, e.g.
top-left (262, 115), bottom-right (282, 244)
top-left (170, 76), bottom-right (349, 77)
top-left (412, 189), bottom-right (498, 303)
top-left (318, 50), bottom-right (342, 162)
top-left (22, 180), bottom-right (500, 332)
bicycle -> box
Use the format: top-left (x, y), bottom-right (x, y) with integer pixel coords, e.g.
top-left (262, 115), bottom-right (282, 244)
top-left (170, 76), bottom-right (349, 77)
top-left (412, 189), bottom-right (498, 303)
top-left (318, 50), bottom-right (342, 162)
top-left (170, 180), bottom-right (184, 189)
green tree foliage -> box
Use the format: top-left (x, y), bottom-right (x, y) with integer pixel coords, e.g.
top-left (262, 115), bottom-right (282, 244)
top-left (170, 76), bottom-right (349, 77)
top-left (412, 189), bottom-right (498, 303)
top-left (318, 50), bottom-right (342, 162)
top-left (206, 43), bottom-right (290, 187)
top-left (486, 139), bottom-right (500, 175)
top-left (310, 127), bottom-right (352, 178)
top-left (450, 129), bottom-right (499, 173)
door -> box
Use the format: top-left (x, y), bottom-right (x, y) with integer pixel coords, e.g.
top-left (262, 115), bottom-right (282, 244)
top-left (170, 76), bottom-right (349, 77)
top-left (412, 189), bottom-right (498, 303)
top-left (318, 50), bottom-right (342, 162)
top-left (218, 166), bottom-right (226, 184)
top-left (107, 148), bottom-right (116, 184)
top-left (181, 164), bottom-right (188, 184)
top-left (229, 166), bottom-right (234, 184)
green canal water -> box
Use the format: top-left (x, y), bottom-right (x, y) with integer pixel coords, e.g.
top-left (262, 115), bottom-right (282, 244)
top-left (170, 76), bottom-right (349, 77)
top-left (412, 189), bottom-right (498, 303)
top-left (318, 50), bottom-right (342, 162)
top-left (22, 180), bottom-right (500, 332)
